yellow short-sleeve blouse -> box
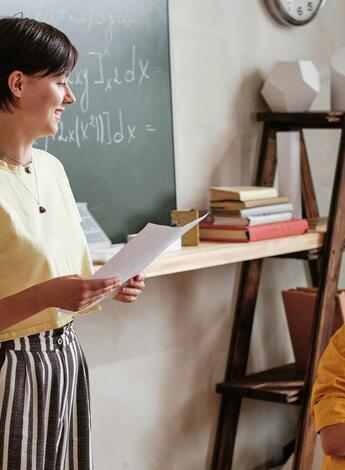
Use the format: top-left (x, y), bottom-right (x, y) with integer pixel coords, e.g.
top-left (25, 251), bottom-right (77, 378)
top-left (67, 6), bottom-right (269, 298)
top-left (0, 148), bottom-right (99, 341)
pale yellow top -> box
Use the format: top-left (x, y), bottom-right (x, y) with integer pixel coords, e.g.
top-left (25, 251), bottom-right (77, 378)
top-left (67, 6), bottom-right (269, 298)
top-left (0, 148), bottom-right (99, 341)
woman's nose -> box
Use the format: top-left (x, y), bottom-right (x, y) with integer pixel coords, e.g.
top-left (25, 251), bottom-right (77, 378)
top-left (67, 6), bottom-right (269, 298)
top-left (63, 83), bottom-right (76, 105)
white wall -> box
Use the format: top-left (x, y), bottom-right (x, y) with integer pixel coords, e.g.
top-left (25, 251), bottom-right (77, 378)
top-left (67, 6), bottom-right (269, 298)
top-left (76, 1), bottom-right (345, 468)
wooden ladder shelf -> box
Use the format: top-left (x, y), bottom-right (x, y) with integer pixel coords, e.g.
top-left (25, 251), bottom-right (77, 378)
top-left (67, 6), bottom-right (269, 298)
top-left (210, 112), bottom-right (345, 469)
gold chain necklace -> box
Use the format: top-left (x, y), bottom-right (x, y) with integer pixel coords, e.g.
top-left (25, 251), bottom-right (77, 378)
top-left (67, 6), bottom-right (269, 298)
top-left (9, 157), bottom-right (47, 214)
top-left (0, 150), bottom-right (32, 174)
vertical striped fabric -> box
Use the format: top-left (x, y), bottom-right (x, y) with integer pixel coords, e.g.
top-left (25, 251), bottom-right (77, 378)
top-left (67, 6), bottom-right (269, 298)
top-left (0, 322), bottom-right (92, 470)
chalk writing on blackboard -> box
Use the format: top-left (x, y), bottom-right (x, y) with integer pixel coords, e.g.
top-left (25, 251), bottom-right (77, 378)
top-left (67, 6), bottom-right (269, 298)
top-left (44, 109), bottom-right (157, 149)
top-left (34, 11), bottom-right (163, 152)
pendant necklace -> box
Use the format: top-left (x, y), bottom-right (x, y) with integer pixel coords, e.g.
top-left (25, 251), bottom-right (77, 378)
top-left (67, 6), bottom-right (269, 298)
top-left (0, 150), bottom-right (32, 173)
top-left (6, 155), bottom-right (47, 214)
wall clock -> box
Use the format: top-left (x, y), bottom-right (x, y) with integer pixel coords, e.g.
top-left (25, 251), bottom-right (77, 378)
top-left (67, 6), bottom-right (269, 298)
top-left (265, 0), bottom-right (328, 26)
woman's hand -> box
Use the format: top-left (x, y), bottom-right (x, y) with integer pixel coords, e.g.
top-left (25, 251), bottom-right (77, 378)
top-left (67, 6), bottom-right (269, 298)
top-left (112, 273), bottom-right (145, 303)
top-left (41, 275), bottom-right (121, 312)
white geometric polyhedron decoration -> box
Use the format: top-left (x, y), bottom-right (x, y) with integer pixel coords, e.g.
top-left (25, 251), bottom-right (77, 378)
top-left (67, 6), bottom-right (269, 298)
top-left (331, 47), bottom-right (345, 110)
top-left (261, 61), bottom-right (320, 112)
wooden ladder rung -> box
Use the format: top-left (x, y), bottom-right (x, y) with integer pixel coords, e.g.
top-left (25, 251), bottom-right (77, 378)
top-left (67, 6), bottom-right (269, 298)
top-left (257, 111), bottom-right (345, 129)
top-left (216, 364), bottom-right (305, 405)
top-left (274, 248), bottom-right (323, 260)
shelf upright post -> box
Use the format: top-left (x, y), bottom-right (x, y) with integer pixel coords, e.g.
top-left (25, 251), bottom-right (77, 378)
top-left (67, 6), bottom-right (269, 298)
top-left (211, 121), bottom-right (278, 470)
top-left (294, 120), bottom-right (345, 468)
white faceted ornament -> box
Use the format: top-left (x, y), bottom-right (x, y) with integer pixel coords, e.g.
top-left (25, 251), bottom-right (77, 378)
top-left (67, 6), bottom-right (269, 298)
top-left (261, 61), bottom-right (320, 112)
top-left (331, 48), bottom-right (345, 110)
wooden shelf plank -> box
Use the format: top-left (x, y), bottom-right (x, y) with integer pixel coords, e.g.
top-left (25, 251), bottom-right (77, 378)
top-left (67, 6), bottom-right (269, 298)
top-left (216, 364), bottom-right (305, 405)
top-left (257, 112), bottom-right (345, 129)
top-left (93, 232), bottom-right (324, 278)
top-left (139, 233), bottom-right (323, 278)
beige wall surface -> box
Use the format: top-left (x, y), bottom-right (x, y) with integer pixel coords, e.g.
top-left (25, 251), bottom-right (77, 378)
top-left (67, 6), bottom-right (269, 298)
top-left (76, 1), bottom-right (345, 469)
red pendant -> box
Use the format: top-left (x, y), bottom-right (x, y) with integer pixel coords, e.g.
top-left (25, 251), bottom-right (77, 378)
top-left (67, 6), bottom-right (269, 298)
top-left (39, 206), bottom-right (46, 213)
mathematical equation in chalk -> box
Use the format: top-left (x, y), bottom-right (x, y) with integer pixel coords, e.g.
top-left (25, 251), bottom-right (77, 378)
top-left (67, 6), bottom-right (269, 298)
top-left (68, 43), bottom-right (162, 114)
top-left (22, 3), bottom-right (170, 151)
top-left (29, 7), bottom-right (136, 38)
top-left (39, 108), bottom-right (157, 150)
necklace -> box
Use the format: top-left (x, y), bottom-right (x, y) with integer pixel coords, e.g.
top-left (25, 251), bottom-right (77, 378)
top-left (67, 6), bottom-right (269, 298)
top-left (10, 157), bottom-right (46, 214)
top-left (0, 150), bottom-right (32, 173)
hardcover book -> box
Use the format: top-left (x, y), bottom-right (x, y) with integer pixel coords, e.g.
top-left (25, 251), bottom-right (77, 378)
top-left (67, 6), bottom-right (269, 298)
top-left (211, 211), bottom-right (292, 227)
top-left (212, 202), bottom-right (293, 217)
top-left (210, 196), bottom-right (289, 210)
top-left (209, 185), bottom-right (278, 202)
top-left (199, 219), bottom-right (308, 242)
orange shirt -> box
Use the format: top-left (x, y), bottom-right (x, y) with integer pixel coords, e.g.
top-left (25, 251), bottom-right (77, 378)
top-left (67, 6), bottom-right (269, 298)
top-left (312, 325), bottom-right (345, 469)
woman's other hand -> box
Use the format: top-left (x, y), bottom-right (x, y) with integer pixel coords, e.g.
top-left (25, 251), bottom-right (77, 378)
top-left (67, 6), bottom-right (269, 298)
top-left (42, 275), bottom-right (121, 312)
top-left (112, 273), bottom-right (145, 303)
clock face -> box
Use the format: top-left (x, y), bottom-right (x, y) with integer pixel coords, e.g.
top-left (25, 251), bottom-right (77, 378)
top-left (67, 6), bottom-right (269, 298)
top-left (265, 0), bottom-right (327, 26)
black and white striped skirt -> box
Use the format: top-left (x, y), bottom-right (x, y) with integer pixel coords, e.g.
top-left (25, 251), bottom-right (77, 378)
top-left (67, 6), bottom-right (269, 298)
top-left (0, 322), bottom-right (92, 470)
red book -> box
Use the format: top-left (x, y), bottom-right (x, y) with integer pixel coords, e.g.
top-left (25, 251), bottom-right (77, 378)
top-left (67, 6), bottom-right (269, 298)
top-left (199, 219), bottom-right (308, 242)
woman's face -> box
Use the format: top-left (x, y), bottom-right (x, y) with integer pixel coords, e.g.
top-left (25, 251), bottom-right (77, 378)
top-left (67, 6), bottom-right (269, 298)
top-left (16, 72), bottom-right (76, 138)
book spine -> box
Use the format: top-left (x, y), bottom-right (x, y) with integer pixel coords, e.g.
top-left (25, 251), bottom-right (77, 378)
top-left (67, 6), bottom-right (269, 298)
top-left (212, 217), bottom-right (248, 226)
top-left (237, 188), bottom-right (278, 201)
top-left (199, 237), bottom-right (248, 243)
top-left (248, 212), bottom-right (292, 226)
top-left (240, 203), bottom-right (293, 217)
top-left (210, 188), bottom-right (278, 202)
top-left (212, 212), bottom-right (292, 226)
top-left (247, 219), bottom-right (308, 241)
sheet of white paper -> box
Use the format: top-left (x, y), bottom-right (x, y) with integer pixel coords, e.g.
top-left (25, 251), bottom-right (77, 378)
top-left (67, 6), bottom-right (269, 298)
top-left (66, 214), bottom-right (207, 311)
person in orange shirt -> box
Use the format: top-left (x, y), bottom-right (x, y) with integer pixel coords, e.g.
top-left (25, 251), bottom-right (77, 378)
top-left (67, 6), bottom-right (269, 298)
top-left (312, 324), bottom-right (345, 469)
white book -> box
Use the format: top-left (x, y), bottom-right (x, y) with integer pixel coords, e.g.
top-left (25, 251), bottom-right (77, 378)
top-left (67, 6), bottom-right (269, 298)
top-left (237, 202), bottom-right (293, 217)
top-left (212, 211), bottom-right (293, 227)
top-left (210, 185), bottom-right (278, 201)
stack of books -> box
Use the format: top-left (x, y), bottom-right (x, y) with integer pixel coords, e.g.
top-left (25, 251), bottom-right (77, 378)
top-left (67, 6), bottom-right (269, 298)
top-left (200, 186), bottom-right (308, 242)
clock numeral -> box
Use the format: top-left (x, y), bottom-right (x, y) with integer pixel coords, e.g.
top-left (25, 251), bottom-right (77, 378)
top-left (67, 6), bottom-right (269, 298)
top-left (267, 0), bottom-right (324, 25)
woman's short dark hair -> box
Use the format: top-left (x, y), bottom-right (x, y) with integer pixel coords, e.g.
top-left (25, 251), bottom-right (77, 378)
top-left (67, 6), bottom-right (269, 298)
top-left (0, 16), bottom-right (78, 112)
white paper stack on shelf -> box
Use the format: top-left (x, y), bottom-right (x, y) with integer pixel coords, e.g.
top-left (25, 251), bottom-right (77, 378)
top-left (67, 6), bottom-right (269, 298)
top-left (91, 238), bottom-right (182, 264)
top-left (77, 202), bottom-right (112, 250)
top-left (90, 244), bottom-right (126, 263)
top-left (77, 202), bottom-right (183, 263)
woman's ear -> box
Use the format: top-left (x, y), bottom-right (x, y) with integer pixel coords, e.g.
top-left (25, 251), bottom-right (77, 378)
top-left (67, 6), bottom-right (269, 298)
top-left (7, 71), bottom-right (25, 98)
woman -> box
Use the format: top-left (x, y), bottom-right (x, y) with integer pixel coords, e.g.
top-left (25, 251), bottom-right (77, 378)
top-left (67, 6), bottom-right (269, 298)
top-left (0, 16), bottom-right (145, 469)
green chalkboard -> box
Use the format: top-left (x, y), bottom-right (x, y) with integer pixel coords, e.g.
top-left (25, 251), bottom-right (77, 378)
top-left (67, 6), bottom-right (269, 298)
top-left (1, 0), bottom-right (176, 242)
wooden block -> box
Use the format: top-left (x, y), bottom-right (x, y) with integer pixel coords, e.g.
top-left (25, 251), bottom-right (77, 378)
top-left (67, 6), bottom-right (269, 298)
top-left (171, 209), bottom-right (200, 246)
